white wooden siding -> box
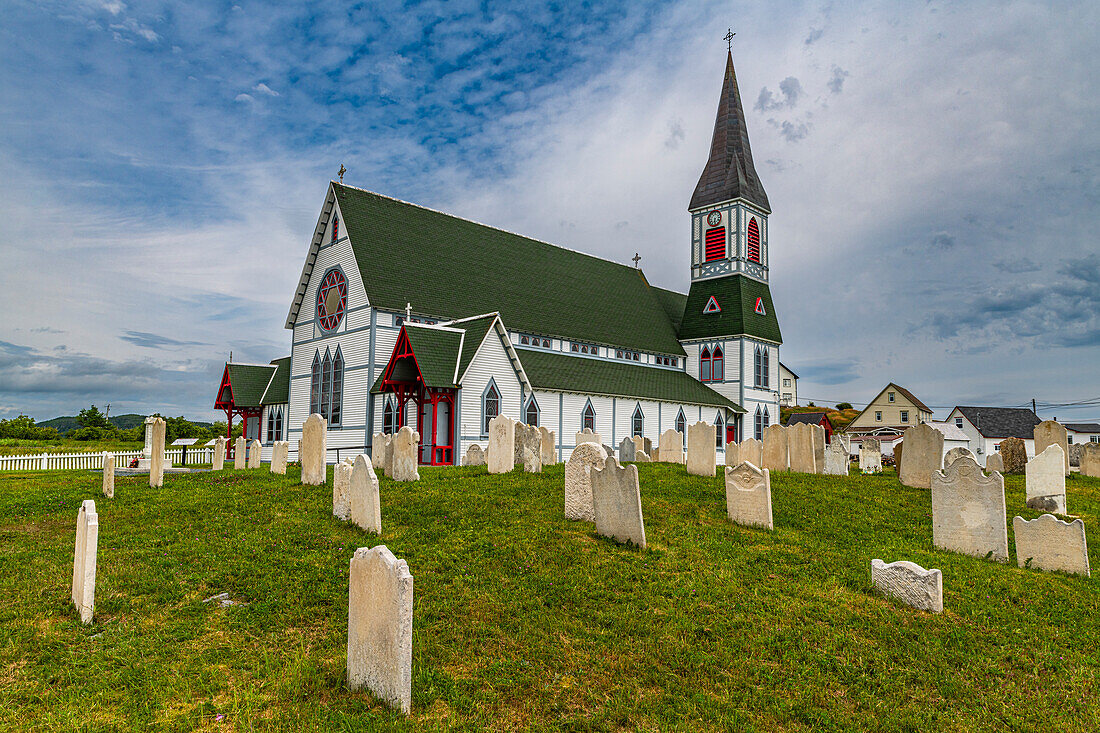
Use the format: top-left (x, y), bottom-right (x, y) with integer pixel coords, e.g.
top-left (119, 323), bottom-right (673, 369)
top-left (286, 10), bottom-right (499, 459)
top-left (456, 324), bottom-right (523, 459)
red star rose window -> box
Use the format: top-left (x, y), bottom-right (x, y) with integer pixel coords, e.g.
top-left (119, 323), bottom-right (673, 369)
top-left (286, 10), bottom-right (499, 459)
top-left (317, 269), bottom-right (347, 331)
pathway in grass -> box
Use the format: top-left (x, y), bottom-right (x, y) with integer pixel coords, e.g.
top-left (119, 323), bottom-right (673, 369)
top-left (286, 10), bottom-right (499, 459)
top-left (1, 464), bottom-right (1098, 731)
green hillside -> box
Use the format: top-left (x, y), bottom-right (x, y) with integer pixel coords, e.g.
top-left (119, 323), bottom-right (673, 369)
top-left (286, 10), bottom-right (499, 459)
top-left (36, 413), bottom-right (214, 435)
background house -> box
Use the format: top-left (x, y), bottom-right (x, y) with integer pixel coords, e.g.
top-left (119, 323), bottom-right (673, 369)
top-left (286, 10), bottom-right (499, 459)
top-left (784, 410), bottom-right (832, 442)
top-left (945, 406), bottom-right (1040, 467)
top-left (843, 383), bottom-right (933, 455)
top-left (779, 362), bottom-right (798, 407)
top-left (1066, 423), bottom-right (1100, 445)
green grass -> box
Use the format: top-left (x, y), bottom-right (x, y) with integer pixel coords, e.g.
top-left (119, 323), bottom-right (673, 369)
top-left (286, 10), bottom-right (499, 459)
top-left (1, 463), bottom-right (1099, 731)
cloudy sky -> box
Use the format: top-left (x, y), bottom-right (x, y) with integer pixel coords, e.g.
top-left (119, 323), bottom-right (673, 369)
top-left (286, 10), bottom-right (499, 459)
top-left (1, 0), bottom-right (1098, 424)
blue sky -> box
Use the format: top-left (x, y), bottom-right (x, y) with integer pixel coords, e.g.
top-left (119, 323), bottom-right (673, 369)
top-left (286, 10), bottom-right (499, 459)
top-left (1, 0), bottom-right (1098, 424)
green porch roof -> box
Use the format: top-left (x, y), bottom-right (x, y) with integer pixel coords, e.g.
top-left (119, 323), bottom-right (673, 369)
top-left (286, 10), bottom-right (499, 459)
top-left (403, 325), bottom-right (463, 388)
top-left (518, 350), bottom-right (743, 412)
top-left (333, 184), bottom-right (687, 356)
top-left (224, 363), bottom-right (276, 408)
top-left (678, 275), bottom-right (782, 344)
top-left (261, 357), bottom-right (291, 405)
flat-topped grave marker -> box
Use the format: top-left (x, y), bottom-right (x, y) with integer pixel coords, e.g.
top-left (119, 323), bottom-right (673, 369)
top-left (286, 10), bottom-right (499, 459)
top-left (102, 453), bottom-right (114, 498)
top-left (300, 414), bottom-right (327, 486)
top-left (488, 416), bottom-right (515, 474)
top-left (148, 417), bottom-right (166, 488)
top-left (72, 499), bottom-right (98, 624)
top-left (333, 461), bottom-right (353, 520)
top-left (1026, 444), bottom-right (1067, 514)
top-left (686, 422), bottom-right (717, 477)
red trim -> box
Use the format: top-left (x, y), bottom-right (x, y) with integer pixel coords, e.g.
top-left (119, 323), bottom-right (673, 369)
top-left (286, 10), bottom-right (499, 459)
top-left (704, 227), bottom-right (726, 262)
top-left (747, 218), bottom-right (761, 263)
top-left (703, 296), bottom-right (721, 314)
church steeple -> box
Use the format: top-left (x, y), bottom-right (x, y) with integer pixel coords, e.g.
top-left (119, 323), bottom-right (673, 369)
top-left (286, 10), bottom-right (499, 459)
top-left (689, 51), bottom-right (769, 213)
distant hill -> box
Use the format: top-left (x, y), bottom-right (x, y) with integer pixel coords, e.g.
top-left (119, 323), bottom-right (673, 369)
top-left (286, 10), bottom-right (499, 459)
top-left (780, 405), bottom-right (860, 431)
top-left (37, 413), bottom-right (215, 435)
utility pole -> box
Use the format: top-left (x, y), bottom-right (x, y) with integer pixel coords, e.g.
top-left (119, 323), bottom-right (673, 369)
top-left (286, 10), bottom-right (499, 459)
top-left (1032, 398), bottom-right (1037, 417)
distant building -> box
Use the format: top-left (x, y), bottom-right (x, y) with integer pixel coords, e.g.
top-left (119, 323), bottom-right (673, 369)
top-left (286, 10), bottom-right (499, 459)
top-left (213, 359), bottom-right (290, 449)
top-left (843, 383), bottom-right (933, 456)
top-left (945, 406), bottom-right (1041, 467)
top-left (779, 362), bottom-right (798, 407)
top-left (785, 411), bottom-right (832, 442)
top-left (1066, 423), bottom-right (1100, 445)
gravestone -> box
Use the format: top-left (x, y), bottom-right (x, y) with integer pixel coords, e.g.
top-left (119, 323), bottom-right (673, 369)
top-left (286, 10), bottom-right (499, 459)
top-left (350, 454), bottom-right (382, 535)
top-left (392, 426), bottom-right (420, 482)
top-left (271, 441), bottom-right (289, 474)
top-left (686, 422), bottom-right (717, 477)
top-left (725, 441), bottom-right (739, 466)
top-left (143, 416), bottom-right (156, 459)
top-left (514, 423), bottom-right (542, 473)
top-left (347, 545), bottom-right (413, 714)
top-left (762, 424), bottom-right (788, 472)
top-left (148, 417), bottom-right (166, 488)
top-left (575, 428), bottom-right (602, 449)
top-left (985, 452), bottom-right (1004, 474)
top-left (300, 414), bottom-right (327, 485)
top-left (1069, 443), bottom-right (1084, 468)
top-left (870, 559), bottom-right (942, 613)
top-left (102, 453), bottom-right (114, 498)
top-left (724, 461), bottom-right (773, 530)
top-left (234, 436), bottom-right (247, 470)
top-left (540, 427), bottom-right (557, 466)
top-left (488, 416), bottom-right (515, 474)
top-left (618, 437), bottom-right (636, 463)
top-left (999, 437), bottom-right (1027, 474)
top-left (632, 435), bottom-right (645, 456)
top-left (899, 423), bottom-right (944, 489)
top-left (333, 461), bottom-right (353, 520)
top-left (564, 442), bottom-right (606, 522)
top-left (602, 444), bottom-right (616, 460)
top-left (931, 456), bottom-right (1008, 561)
top-left (1025, 444), bottom-right (1067, 513)
top-left (590, 460), bottom-right (646, 548)
top-left (1082, 444), bottom-right (1100, 478)
top-left (371, 433), bottom-right (389, 475)
top-left (635, 451), bottom-right (650, 462)
top-left (943, 447), bottom-right (975, 469)
top-left (823, 439), bottom-right (848, 475)
top-left (787, 423), bottom-right (816, 474)
top-left (650, 447), bottom-right (660, 461)
top-left (1013, 514), bottom-right (1090, 577)
top-left (832, 434), bottom-right (851, 455)
top-left (247, 439), bottom-right (262, 468)
top-left (464, 444), bottom-right (486, 466)
top-left (72, 499), bottom-right (98, 625)
top-left (812, 424), bottom-right (826, 475)
top-left (1034, 420), bottom-right (1070, 476)
top-left (893, 442), bottom-right (903, 475)
top-left (859, 438), bottom-right (882, 474)
top-left (212, 436), bottom-right (227, 470)
top-left (739, 438), bottom-right (763, 468)
top-left (658, 429), bottom-right (684, 464)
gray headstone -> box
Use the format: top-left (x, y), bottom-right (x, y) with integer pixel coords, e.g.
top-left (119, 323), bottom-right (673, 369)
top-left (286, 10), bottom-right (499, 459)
top-left (944, 447), bottom-right (975, 469)
top-left (787, 423), bottom-right (816, 474)
top-left (590, 459), bottom-right (646, 548)
top-left (618, 437), bottom-right (636, 463)
top-left (1013, 514), bottom-right (1090, 576)
top-left (762, 424), bottom-right (788, 472)
top-left (932, 456), bottom-right (1008, 561)
top-left (333, 461), bottom-right (353, 520)
top-left (686, 421), bottom-right (717, 477)
top-left (300, 414), bottom-right (327, 485)
top-left (724, 461), bottom-right (772, 530)
top-left (350, 454), bottom-right (382, 535)
top-left (985, 452), bottom-right (1004, 474)
top-left (464, 444), bottom-right (486, 467)
top-left (823, 440), bottom-right (848, 475)
top-left (488, 416), bottom-right (515, 474)
top-left (899, 423), bottom-right (944, 489)
top-left (575, 428), bottom-right (602, 449)
top-left (1082, 444), bottom-right (1100, 478)
top-left (270, 441), bottom-right (289, 474)
top-left (540, 427), bottom-right (557, 466)
top-left (564, 442), bottom-right (606, 522)
top-left (739, 438), bottom-right (763, 468)
top-left (871, 559), bottom-right (943, 613)
top-left (1034, 420), bottom-right (1070, 476)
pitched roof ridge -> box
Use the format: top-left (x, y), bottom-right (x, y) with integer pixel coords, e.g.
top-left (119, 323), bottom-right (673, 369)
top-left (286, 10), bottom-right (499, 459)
top-left (404, 322), bottom-right (465, 334)
top-left (889, 383), bottom-right (932, 413)
top-left (226, 362), bottom-right (278, 369)
top-left (443, 312), bottom-right (501, 325)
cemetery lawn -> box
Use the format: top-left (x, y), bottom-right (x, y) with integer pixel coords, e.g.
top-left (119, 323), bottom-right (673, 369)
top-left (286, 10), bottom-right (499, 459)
top-left (2, 466), bottom-right (1100, 732)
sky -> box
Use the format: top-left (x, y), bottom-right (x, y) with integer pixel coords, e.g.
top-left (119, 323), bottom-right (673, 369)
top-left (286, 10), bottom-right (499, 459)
top-left (1, 0), bottom-right (1098, 424)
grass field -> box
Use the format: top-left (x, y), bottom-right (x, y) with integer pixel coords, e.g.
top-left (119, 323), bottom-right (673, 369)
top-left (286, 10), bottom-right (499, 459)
top-left (1, 461), bottom-right (1099, 731)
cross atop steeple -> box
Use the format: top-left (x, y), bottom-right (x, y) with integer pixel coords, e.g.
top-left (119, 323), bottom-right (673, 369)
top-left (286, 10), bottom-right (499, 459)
top-left (338, 163), bottom-right (346, 183)
top-left (724, 28), bottom-right (735, 52)
top-left (632, 253), bottom-right (641, 268)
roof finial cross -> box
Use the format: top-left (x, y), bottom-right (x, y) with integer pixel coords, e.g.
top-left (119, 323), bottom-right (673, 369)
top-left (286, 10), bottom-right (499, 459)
top-left (632, 252), bottom-right (641, 268)
top-left (405, 302), bottom-right (412, 320)
top-left (338, 163), bottom-right (346, 183)
top-left (724, 28), bottom-right (735, 52)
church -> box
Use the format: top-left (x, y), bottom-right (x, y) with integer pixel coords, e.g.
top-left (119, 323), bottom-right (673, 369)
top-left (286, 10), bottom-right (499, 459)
top-left (214, 51), bottom-right (783, 465)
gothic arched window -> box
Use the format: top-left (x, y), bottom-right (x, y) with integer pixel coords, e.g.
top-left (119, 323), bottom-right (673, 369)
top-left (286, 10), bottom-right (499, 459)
top-left (700, 347), bottom-right (712, 382)
top-left (675, 409), bottom-right (686, 436)
top-left (632, 405), bottom-right (644, 437)
top-left (310, 352), bottom-right (321, 415)
top-left (715, 412), bottom-right (724, 448)
top-left (483, 382), bottom-right (500, 437)
top-left (583, 402), bottom-right (595, 432)
top-left (309, 347), bottom-right (343, 426)
top-left (712, 346), bottom-right (724, 382)
top-left (321, 349), bottom-right (333, 421)
top-left (754, 406), bottom-right (764, 440)
top-left (330, 347), bottom-right (343, 427)
top-left (747, 218), bottom-right (761, 263)
top-left (525, 396), bottom-right (540, 427)
top-left (383, 399), bottom-right (396, 434)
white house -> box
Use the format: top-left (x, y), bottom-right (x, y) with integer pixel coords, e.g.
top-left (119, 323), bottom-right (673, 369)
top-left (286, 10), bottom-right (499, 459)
top-left (778, 362), bottom-right (798, 407)
top-left (945, 406), bottom-right (1040, 467)
top-left (1066, 423), bottom-right (1100, 445)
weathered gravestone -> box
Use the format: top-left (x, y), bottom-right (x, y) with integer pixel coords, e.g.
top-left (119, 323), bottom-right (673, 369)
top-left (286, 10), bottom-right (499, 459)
top-left (234, 436), bottom-right (247, 470)
top-left (635, 451), bottom-right (650, 462)
top-left (1034, 420), bottom-right (1070, 476)
top-left (488, 416), bottom-right (515, 474)
top-left (148, 417), bottom-right (166, 488)
top-left (590, 459), bottom-right (646, 548)
top-left (333, 460), bottom-right (353, 520)
top-left (725, 441), bottom-right (739, 466)
top-left (540, 427), bottom-right (557, 466)
top-left (300, 414), bottom-right (327, 485)
top-left (270, 441), bottom-right (289, 475)
top-left (392, 426), bottom-right (420, 482)
top-left (1069, 443), bottom-right (1084, 468)
top-left (787, 423), bottom-right (816, 474)
top-left (999, 437), bottom-right (1027, 474)
top-left (932, 456), bottom-right (1008, 561)
top-left (1013, 514), bottom-right (1090, 577)
top-left (371, 433), bottom-right (389, 474)
top-left (514, 423), bottom-right (542, 473)
top-left (650, 447), bottom-right (660, 461)
top-left (762, 424), bottom-right (788, 472)
top-left (943, 447), bottom-right (976, 469)
top-left (985, 452), bottom-right (1004, 474)
top-left (350, 454), bottom-right (382, 535)
top-left (724, 461), bottom-right (772, 530)
top-left (823, 439), bottom-right (848, 476)
top-left (72, 499), bottom-right (98, 624)
top-left (812, 424), bottom-right (826, 475)
top-left (870, 559), bottom-right (942, 613)
top-left (575, 428), bottom-right (602, 449)
top-left (1082, 444), bottom-right (1100, 478)
top-left (659, 429), bottom-right (684, 464)
top-left (832, 434), bottom-right (851, 455)
top-left (247, 439), bottom-right (262, 468)
top-left (347, 545), bottom-right (413, 714)
top-left (618, 437), bottom-right (636, 463)
top-left (212, 436), bottom-right (227, 470)
top-left (564, 442), bottom-right (607, 522)
top-left (859, 438), bottom-right (882, 474)
top-left (631, 435), bottom-right (645, 456)
top-left (602, 444), bottom-right (616, 460)
top-left (686, 422), bottom-right (717, 477)
top-left (464, 444), bottom-right (486, 466)
top-left (893, 442), bottom-right (903, 475)
top-left (899, 423), bottom-right (944, 489)
top-left (1026, 444), bottom-right (1067, 513)
top-left (739, 438), bottom-right (763, 468)
top-left (102, 453), bottom-right (114, 498)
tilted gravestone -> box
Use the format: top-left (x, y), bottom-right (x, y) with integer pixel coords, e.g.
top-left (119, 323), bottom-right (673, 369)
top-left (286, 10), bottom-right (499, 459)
top-left (102, 453), bottom-right (115, 498)
top-left (564, 442), bottom-right (606, 521)
top-left (1034, 420), bottom-right (1070, 476)
top-left (333, 461), bottom-right (353, 520)
top-left (72, 500), bottom-right (99, 625)
top-left (739, 438), bottom-right (763, 468)
top-left (1081, 444), bottom-right (1100, 477)
top-left (725, 441), bottom-right (739, 467)
top-left (893, 442), bottom-right (903, 475)
top-left (943, 447), bottom-right (975, 469)
top-left (812, 424), bottom-right (826, 475)
top-left (575, 428), bottom-right (602, 449)
top-left (998, 437), bottom-right (1027, 474)
top-left (985, 452), bottom-right (1004, 474)
top-left (392, 426), bottom-right (420, 482)
top-left (658, 429), bottom-right (684, 464)
top-left (300, 414), bottom-right (327, 486)
top-left (762, 424), bottom-right (788, 473)
top-left (350, 454), bottom-right (382, 535)
top-left (270, 441), bottom-right (289, 474)
top-left (859, 438), bottom-right (882, 474)
top-left (871, 559), bottom-right (942, 613)
top-left (247, 439), bottom-right (262, 468)
top-left (823, 439), bottom-right (848, 476)
top-left (686, 422), bottom-right (717, 477)
top-left (1013, 514), bottom-right (1089, 577)
top-left (234, 436), bottom-right (247, 470)
top-left (540, 427), bottom-right (557, 466)
top-left (931, 456), bottom-right (1008, 561)
top-left (787, 423), bottom-right (816, 474)
top-left (488, 416), bottom-right (515, 474)
top-left (590, 459), bottom-right (646, 548)
top-left (618, 437), bottom-right (636, 463)
top-left (464, 444), bottom-right (486, 467)
top-left (899, 423), bottom-right (944, 489)
top-left (347, 545), bottom-right (413, 714)
top-left (213, 437), bottom-right (227, 470)
top-left (724, 461), bottom-right (772, 530)
top-left (1026, 444), bottom-right (1067, 513)
top-left (148, 417), bottom-right (166, 488)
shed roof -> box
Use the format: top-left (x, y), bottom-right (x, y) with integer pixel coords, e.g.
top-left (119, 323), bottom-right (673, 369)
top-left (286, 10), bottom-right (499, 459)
top-left (953, 406), bottom-right (1041, 439)
top-left (1065, 423), bottom-right (1100, 433)
top-left (786, 412), bottom-right (827, 426)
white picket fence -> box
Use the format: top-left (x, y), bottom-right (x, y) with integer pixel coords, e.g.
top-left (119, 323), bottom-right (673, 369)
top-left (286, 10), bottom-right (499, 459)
top-left (0, 447), bottom-right (216, 472)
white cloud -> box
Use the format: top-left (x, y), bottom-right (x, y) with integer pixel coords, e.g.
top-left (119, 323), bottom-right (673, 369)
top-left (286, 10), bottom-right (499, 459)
top-left (253, 82), bottom-right (279, 96)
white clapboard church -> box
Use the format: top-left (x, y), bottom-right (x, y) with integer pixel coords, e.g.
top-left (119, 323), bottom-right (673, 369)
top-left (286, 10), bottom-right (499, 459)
top-left (219, 51), bottom-right (783, 465)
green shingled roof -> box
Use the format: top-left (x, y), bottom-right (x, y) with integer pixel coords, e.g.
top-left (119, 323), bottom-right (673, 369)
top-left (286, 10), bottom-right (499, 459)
top-left (224, 363), bottom-right (276, 408)
top-left (519, 350), bottom-right (743, 412)
top-left (403, 325), bottom-right (463, 388)
top-left (652, 286), bottom-right (688, 333)
top-left (261, 357), bottom-right (291, 405)
top-left (333, 184), bottom-right (686, 356)
top-left (678, 275), bottom-right (782, 344)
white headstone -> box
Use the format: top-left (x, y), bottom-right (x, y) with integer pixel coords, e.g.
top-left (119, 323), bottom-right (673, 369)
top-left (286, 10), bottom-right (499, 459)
top-left (464, 444), bottom-right (486, 466)
top-left (371, 433), bottom-right (390, 476)
top-left (564, 442), bottom-right (607, 522)
top-left (148, 417), bottom-right (166, 488)
top-left (1013, 514), bottom-right (1090, 577)
top-left (1082, 444), bottom-right (1100, 478)
top-left (871, 559), bottom-right (943, 613)
top-left (823, 439), bottom-right (848, 476)
top-left (488, 416), bottom-right (515, 474)
top-left (859, 438), bottom-right (882, 474)
top-left (270, 441), bottom-right (289, 474)
top-left (1025, 444), bottom-right (1067, 514)
top-left (515, 423), bottom-right (542, 473)
top-left (931, 456), bottom-right (1008, 561)
top-left (333, 461), bottom-right (353, 520)
top-left (900, 423), bottom-right (944, 489)
top-left (301, 414), bottom-right (327, 485)
top-left (762, 424), bottom-right (788, 472)
top-left (724, 461), bottom-right (773, 530)
top-left (575, 428), bottom-right (602, 449)
top-left (71, 500), bottom-right (98, 624)
top-left (213, 437), bottom-right (227, 470)
top-left (618, 437), bottom-right (636, 463)
top-left (985, 452), bottom-right (1004, 474)
top-left (143, 416), bottom-right (156, 457)
top-left (658, 429), bottom-right (684, 464)
top-left (347, 545), bottom-right (413, 714)
top-left (392, 425), bottom-right (420, 482)
top-left (247, 439), bottom-right (262, 468)
top-left (1033, 420), bottom-right (1070, 476)
top-left (350, 454), bottom-right (382, 535)
top-left (540, 427), bottom-right (557, 466)
top-left (102, 453), bottom-right (114, 498)
top-left (234, 435), bottom-right (247, 470)
top-left (590, 459), bottom-right (646, 548)
top-left (686, 421), bottom-right (717, 477)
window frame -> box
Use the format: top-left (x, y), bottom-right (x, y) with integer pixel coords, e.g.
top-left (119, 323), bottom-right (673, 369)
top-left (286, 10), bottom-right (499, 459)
top-left (582, 400), bottom-right (596, 432)
top-left (632, 404), bottom-right (644, 437)
top-left (712, 345), bottom-right (724, 382)
top-left (700, 347), bottom-right (712, 382)
top-left (481, 379), bottom-right (501, 438)
top-left (525, 396), bottom-right (540, 427)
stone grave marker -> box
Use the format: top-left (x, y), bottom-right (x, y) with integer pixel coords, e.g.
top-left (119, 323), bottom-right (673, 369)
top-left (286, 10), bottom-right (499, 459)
top-left (762, 424), bottom-right (788, 472)
top-left (271, 441), bottom-right (289, 474)
top-left (464, 444), bottom-right (486, 466)
top-left (1013, 514), bottom-right (1090, 576)
top-left (540, 427), bottom-right (557, 466)
top-left (859, 438), bottom-right (882, 474)
top-left (102, 453), bottom-right (114, 498)
top-left (347, 545), bottom-right (413, 714)
top-left (148, 417), bottom-right (166, 488)
top-left (635, 451), bottom-right (650, 462)
top-left (631, 435), bottom-right (645, 456)
top-left (247, 439), bottom-right (262, 468)
top-left (999, 437), bottom-right (1027, 474)
top-left (823, 439), bottom-right (848, 475)
top-left (724, 461), bottom-right (772, 530)
top-left (1069, 443), bottom-right (1084, 468)
top-left (514, 423), bottom-right (541, 473)
top-left (739, 438), bottom-right (763, 468)
top-left (488, 416), bottom-right (515, 474)
top-left (234, 436), bottom-right (247, 470)
top-left (899, 423), bottom-right (944, 489)
top-left (812, 424), bottom-right (826, 475)
top-left (590, 459), bottom-right (646, 548)
top-left (787, 423), bottom-right (816, 474)
top-left (725, 441), bottom-right (739, 466)
top-left (350, 454), bottom-right (382, 534)
top-left (870, 559), bottom-right (942, 613)
top-left (1034, 420), bottom-right (1070, 476)
top-left (658, 429), bottom-right (684, 464)
top-left (333, 461), bottom-right (353, 520)
top-left (619, 437), bottom-right (636, 463)
top-left (1026, 444), bottom-right (1067, 513)
top-left (564, 442), bottom-right (606, 522)
top-left (943, 447), bottom-right (975, 469)
top-left (575, 428), bottom-right (602, 449)
top-left (650, 447), bottom-right (660, 461)
top-left (300, 414), bottom-right (327, 485)
top-left (686, 422), bottom-right (717, 477)
top-left (932, 456), bottom-right (1008, 561)
top-left (893, 442), bottom-right (903, 475)
top-left (392, 426), bottom-right (420, 482)
top-left (1081, 444), bottom-right (1100, 478)
top-left (985, 452), bottom-right (1004, 474)
top-left (212, 436), bottom-right (227, 470)
top-left (72, 499), bottom-right (98, 624)
top-left (371, 433), bottom-right (389, 475)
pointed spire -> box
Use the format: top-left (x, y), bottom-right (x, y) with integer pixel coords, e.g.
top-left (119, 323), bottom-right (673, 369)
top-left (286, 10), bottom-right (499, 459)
top-left (689, 51), bottom-right (770, 213)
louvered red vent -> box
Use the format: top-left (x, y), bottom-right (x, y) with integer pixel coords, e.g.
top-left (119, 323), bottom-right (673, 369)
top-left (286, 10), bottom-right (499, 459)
top-left (747, 218), bottom-right (761, 263)
top-left (704, 227), bottom-right (726, 262)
